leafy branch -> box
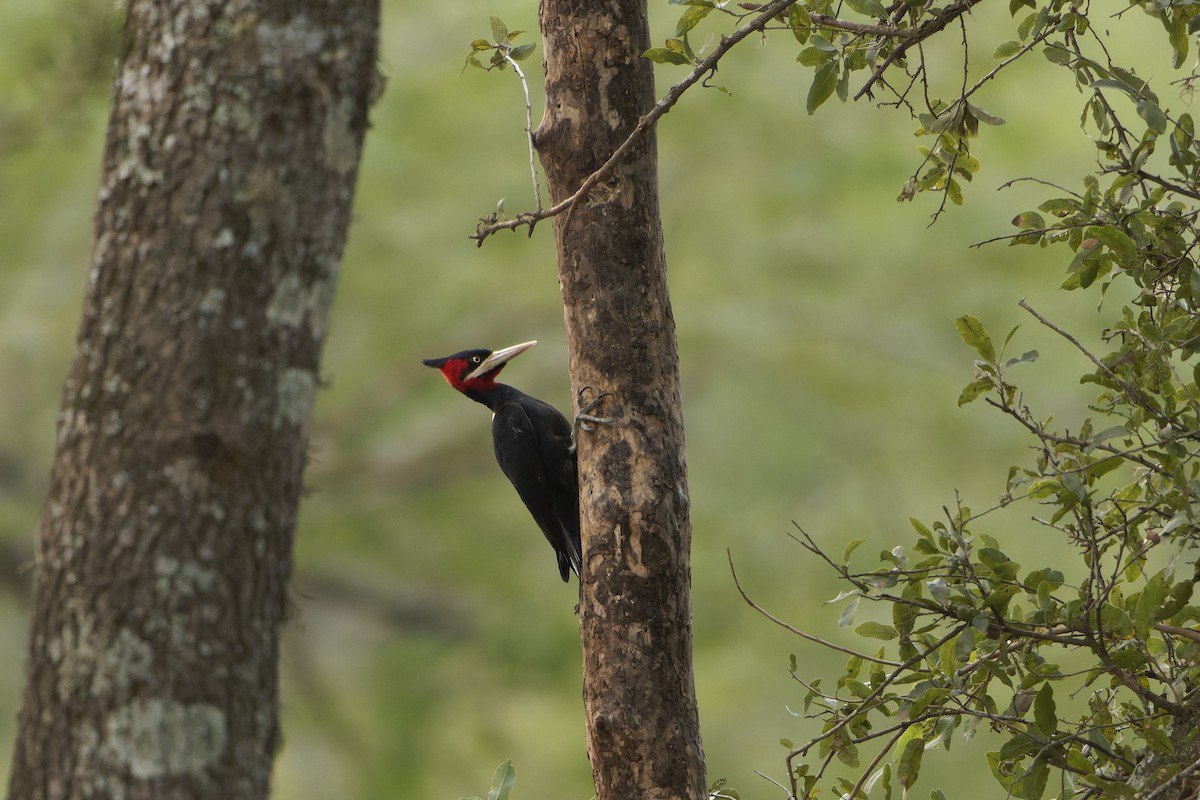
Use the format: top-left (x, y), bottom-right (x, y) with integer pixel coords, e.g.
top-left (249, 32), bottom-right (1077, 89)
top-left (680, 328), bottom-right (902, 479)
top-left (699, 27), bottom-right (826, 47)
top-left (469, 0), bottom-right (801, 245)
top-left (464, 18), bottom-right (541, 215)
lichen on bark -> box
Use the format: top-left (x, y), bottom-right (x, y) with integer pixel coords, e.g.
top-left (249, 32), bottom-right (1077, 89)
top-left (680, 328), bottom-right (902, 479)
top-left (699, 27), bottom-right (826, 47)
top-left (6, 1), bottom-right (380, 798)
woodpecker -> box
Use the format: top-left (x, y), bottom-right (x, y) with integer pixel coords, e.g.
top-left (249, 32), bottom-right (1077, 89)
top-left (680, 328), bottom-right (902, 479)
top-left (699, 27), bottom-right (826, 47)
top-left (422, 340), bottom-right (582, 582)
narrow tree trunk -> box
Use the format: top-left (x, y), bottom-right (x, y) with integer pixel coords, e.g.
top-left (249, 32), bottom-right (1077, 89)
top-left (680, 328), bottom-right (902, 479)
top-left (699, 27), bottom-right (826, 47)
top-left (6, 1), bottom-right (378, 798)
top-left (535, 2), bottom-right (707, 798)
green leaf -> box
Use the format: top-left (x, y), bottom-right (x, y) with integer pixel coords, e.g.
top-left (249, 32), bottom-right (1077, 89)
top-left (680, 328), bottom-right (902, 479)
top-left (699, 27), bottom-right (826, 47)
top-left (789, 4), bottom-right (812, 44)
top-left (946, 179), bottom-right (963, 206)
top-left (1144, 724), bottom-right (1176, 755)
top-left (1004, 350), bottom-right (1039, 369)
top-left (1090, 225), bottom-right (1137, 264)
top-left (856, 621), bottom-right (898, 640)
top-left (999, 732), bottom-right (1041, 760)
top-left (1042, 45), bottom-right (1071, 65)
top-left (979, 547), bottom-right (1020, 581)
top-left (1169, 11), bottom-right (1189, 69)
top-left (955, 627), bottom-right (975, 662)
top-left (1134, 572), bottom-right (1169, 638)
top-left (1137, 99), bottom-right (1168, 135)
top-left (1011, 757), bottom-right (1050, 800)
top-left (643, 47), bottom-right (692, 65)
top-left (510, 42), bottom-right (536, 62)
top-left (955, 315), bottom-right (996, 362)
top-left (470, 39), bottom-right (492, 52)
top-left (1026, 478), bottom-right (1060, 499)
top-left (839, 593), bottom-right (861, 628)
top-left (896, 728), bottom-right (925, 789)
top-left (957, 378), bottom-right (993, 406)
top-left (1033, 682), bottom-right (1056, 734)
top-left (843, 0), bottom-right (887, 17)
top-left (983, 585), bottom-right (1019, 614)
top-left (489, 16), bottom-right (510, 45)
top-left (909, 517), bottom-right (934, 541)
top-left (993, 40), bottom-right (1023, 59)
top-left (676, 3), bottom-right (714, 36)
top-left (796, 47), bottom-right (833, 66)
top-left (807, 61), bottom-right (838, 115)
top-left (843, 538), bottom-right (865, 563)
top-left (488, 760), bottom-right (516, 800)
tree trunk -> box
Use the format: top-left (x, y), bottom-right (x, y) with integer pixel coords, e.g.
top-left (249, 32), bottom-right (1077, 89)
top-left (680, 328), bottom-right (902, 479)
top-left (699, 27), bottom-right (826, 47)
top-left (535, 2), bottom-right (707, 798)
top-left (6, 1), bottom-right (378, 798)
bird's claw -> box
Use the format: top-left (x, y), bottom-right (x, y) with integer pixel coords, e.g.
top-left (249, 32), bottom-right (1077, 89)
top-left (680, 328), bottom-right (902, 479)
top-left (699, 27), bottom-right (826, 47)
top-left (572, 387), bottom-right (619, 449)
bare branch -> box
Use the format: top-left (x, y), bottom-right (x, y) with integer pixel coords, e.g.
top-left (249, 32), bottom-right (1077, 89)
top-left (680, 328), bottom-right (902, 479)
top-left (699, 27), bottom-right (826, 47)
top-left (1019, 299), bottom-right (1168, 424)
top-left (470, 0), bottom-right (801, 245)
top-left (728, 549), bottom-right (902, 667)
top-left (1155, 623), bottom-right (1200, 644)
top-left (807, 12), bottom-right (913, 38)
top-left (502, 51), bottom-right (543, 212)
top-left (854, 0), bottom-right (987, 101)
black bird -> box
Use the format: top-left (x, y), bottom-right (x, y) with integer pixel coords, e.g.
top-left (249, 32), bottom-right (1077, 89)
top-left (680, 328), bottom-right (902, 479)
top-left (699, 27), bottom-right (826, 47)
top-left (422, 341), bottom-right (582, 582)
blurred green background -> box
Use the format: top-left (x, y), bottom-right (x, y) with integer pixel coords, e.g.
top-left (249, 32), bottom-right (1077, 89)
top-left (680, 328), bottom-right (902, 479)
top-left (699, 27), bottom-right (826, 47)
top-left (0, 0), bottom-right (1167, 797)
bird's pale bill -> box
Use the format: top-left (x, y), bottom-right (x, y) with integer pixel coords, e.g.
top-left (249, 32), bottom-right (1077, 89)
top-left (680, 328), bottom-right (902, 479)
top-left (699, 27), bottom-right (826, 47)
top-left (465, 340), bottom-right (537, 380)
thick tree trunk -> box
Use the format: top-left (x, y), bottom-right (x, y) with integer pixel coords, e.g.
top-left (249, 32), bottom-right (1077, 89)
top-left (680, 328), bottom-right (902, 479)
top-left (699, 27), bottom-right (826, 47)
top-left (535, 2), bottom-right (707, 798)
top-left (6, 1), bottom-right (378, 798)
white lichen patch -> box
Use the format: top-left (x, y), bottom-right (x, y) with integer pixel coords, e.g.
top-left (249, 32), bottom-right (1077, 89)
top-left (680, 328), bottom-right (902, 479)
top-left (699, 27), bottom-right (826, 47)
top-left (257, 15), bottom-right (327, 79)
top-left (275, 368), bottom-right (316, 429)
top-left (104, 699), bottom-right (227, 779)
top-left (164, 456), bottom-right (202, 501)
top-left (322, 98), bottom-right (359, 175)
top-left (154, 555), bottom-right (217, 598)
top-left (265, 273), bottom-right (306, 328)
top-left (266, 271), bottom-right (336, 338)
top-left (92, 628), bottom-right (154, 697)
top-left (198, 287), bottom-right (226, 314)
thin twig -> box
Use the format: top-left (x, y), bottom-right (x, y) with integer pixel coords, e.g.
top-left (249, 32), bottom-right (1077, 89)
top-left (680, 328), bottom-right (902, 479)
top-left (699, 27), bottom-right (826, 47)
top-left (502, 51), bottom-right (543, 212)
top-left (728, 550), bottom-right (902, 666)
top-left (960, 27), bottom-right (1056, 102)
top-left (784, 624), bottom-right (967, 798)
top-left (753, 770), bottom-right (792, 796)
top-left (470, 0), bottom-right (800, 245)
top-left (854, 0), bottom-right (987, 101)
top-left (1155, 623), bottom-right (1200, 643)
top-left (1018, 299), bottom-right (1167, 423)
top-left (1142, 750), bottom-right (1200, 800)
top-left (845, 726), bottom-right (907, 800)
top-left (807, 12), bottom-right (913, 38)
top-left (1130, 168), bottom-right (1200, 203)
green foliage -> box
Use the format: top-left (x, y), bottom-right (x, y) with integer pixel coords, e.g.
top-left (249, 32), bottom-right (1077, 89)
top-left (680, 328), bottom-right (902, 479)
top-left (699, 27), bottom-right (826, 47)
top-left (675, 0), bottom-right (1200, 798)
top-left (463, 17), bottom-right (535, 72)
top-left (644, 0), bottom-right (1200, 220)
top-left (783, 261), bottom-right (1200, 795)
top-left (460, 760), bottom-right (517, 800)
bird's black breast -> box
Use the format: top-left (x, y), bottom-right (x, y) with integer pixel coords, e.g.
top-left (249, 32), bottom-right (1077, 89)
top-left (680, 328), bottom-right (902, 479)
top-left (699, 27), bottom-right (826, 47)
top-left (490, 392), bottom-right (581, 581)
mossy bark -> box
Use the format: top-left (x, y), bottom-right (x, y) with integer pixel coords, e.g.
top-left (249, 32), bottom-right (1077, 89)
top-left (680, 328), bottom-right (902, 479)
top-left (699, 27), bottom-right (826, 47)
top-left (535, 1), bottom-right (707, 797)
top-left (6, 1), bottom-right (379, 798)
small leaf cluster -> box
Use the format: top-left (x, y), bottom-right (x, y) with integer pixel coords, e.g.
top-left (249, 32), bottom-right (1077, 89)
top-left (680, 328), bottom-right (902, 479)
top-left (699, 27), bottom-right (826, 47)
top-left (459, 760), bottom-right (516, 800)
top-left (464, 17), bottom-right (535, 72)
top-left (644, 0), bottom-right (717, 65)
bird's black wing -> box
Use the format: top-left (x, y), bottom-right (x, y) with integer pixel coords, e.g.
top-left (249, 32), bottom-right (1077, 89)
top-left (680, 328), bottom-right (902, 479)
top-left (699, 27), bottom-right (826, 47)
top-left (491, 397), bottom-right (582, 581)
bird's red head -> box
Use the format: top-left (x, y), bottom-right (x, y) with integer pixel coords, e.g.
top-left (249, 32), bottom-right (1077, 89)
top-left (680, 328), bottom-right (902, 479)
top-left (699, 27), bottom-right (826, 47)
top-left (422, 340), bottom-right (537, 394)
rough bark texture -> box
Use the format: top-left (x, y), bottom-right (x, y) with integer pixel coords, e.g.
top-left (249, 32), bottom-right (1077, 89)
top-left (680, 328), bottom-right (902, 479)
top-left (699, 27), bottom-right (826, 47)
top-left (535, 1), bottom-right (707, 798)
top-left (6, 1), bottom-right (378, 798)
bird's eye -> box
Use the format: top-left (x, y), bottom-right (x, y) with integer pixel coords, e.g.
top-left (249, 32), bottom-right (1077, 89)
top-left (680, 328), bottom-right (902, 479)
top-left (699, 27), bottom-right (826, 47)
top-left (471, 356), bottom-right (481, 364)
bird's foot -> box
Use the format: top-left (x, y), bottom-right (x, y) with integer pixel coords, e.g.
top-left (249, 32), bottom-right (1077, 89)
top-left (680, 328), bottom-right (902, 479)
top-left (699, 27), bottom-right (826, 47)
top-left (571, 386), bottom-right (620, 452)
